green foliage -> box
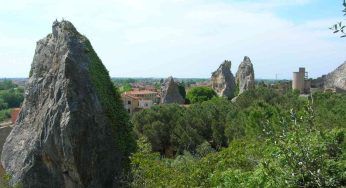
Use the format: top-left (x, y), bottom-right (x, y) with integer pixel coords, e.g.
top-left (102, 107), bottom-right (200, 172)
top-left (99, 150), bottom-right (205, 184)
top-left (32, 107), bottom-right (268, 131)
top-left (154, 82), bottom-right (161, 90)
top-left (131, 87), bottom-right (346, 187)
top-left (0, 109), bottom-right (11, 122)
top-left (0, 173), bottom-right (23, 188)
top-left (132, 98), bottom-right (236, 155)
top-left (119, 83), bottom-right (132, 93)
top-left (0, 98), bottom-right (8, 110)
top-left (131, 106), bottom-right (346, 187)
top-left (177, 82), bottom-right (186, 101)
top-left (262, 106), bottom-right (346, 187)
top-left (83, 38), bottom-right (136, 181)
top-left (131, 138), bottom-right (267, 187)
top-left (132, 104), bottom-right (185, 155)
top-left (186, 86), bottom-right (217, 104)
top-left (0, 80), bottom-right (24, 116)
top-left (0, 80), bottom-right (16, 90)
top-left (234, 82), bottom-right (240, 96)
top-left (132, 88), bottom-right (298, 155)
top-left (0, 89), bottom-right (24, 110)
top-left (0, 173), bottom-right (12, 188)
top-left (312, 92), bottom-right (346, 128)
top-left (330, 1), bottom-right (346, 37)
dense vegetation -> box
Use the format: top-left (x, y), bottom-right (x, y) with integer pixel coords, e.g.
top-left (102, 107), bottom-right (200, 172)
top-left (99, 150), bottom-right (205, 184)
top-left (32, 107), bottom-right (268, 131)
top-left (130, 87), bottom-right (346, 187)
top-left (84, 38), bottom-right (136, 182)
top-left (0, 80), bottom-right (24, 122)
top-left (186, 86), bottom-right (217, 104)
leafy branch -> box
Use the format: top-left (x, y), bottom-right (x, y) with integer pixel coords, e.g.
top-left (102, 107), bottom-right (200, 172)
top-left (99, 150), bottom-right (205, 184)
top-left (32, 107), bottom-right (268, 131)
top-left (330, 0), bottom-right (346, 37)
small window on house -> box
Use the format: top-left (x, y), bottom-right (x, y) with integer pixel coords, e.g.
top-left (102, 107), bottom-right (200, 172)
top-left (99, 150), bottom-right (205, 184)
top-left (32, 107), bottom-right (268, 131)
top-left (128, 109), bottom-right (131, 113)
top-left (128, 101), bottom-right (131, 105)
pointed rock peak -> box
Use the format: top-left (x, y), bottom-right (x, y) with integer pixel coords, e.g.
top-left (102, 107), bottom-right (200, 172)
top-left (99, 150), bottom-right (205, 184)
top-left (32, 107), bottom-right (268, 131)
top-left (243, 56), bottom-right (251, 62)
top-left (221, 60), bottom-right (232, 69)
top-left (161, 76), bottom-right (184, 104)
top-left (2, 20), bottom-right (134, 187)
top-left (52, 19), bottom-right (78, 37)
top-left (236, 56), bottom-right (255, 94)
top-left (167, 76), bottom-right (174, 82)
top-left (211, 60), bottom-right (236, 98)
top-left (241, 56), bottom-right (253, 66)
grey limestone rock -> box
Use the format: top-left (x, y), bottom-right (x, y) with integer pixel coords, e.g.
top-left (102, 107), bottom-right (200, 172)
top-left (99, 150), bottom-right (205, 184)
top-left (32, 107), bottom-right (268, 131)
top-left (160, 76), bottom-right (185, 104)
top-left (311, 62), bottom-right (346, 92)
top-left (1, 20), bottom-right (132, 187)
top-left (235, 56), bottom-right (255, 94)
top-left (324, 62), bottom-right (346, 92)
top-left (211, 60), bottom-right (236, 98)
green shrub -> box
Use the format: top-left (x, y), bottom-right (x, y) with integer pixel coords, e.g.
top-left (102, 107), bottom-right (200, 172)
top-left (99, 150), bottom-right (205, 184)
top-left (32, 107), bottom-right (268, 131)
top-left (0, 109), bottom-right (11, 122)
top-left (186, 86), bottom-right (217, 104)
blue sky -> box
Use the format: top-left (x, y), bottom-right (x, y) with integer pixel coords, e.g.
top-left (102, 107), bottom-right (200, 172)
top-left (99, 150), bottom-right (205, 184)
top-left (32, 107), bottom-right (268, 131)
top-left (0, 0), bottom-right (345, 79)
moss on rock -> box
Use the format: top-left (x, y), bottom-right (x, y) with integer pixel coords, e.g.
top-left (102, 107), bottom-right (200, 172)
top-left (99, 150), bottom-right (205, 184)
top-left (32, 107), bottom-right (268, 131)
top-left (83, 38), bottom-right (136, 166)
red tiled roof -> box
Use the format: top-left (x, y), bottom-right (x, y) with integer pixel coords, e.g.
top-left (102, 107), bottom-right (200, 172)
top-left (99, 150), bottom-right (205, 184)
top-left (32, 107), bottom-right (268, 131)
top-left (122, 94), bottom-right (139, 100)
top-left (125, 90), bottom-right (157, 95)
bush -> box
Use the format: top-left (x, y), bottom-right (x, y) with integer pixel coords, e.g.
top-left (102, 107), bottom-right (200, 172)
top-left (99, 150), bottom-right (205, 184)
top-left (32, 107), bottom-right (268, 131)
top-left (0, 109), bottom-right (11, 122)
top-left (262, 106), bottom-right (346, 187)
top-left (186, 86), bottom-right (217, 104)
top-left (0, 89), bottom-right (24, 109)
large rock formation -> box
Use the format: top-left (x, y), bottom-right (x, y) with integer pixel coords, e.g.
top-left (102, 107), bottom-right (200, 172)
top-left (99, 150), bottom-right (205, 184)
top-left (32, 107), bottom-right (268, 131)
top-left (235, 56), bottom-right (255, 94)
top-left (311, 62), bottom-right (346, 92)
top-left (211, 60), bottom-right (236, 98)
top-left (1, 20), bottom-right (133, 187)
top-left (323, 62), bottom-right (346, 92)
top-left (161, 76), bottom-right (185, 104)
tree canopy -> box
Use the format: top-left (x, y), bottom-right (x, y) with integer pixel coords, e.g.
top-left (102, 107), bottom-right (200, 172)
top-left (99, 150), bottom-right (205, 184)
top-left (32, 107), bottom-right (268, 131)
top-left (130, 87), bottom-right (346, 187)
top-left (186, 86), bottom-right (217, 104)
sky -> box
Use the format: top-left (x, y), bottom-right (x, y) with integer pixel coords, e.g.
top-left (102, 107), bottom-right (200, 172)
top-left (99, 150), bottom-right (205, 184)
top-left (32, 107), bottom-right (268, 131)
top-left (0, 0), bottom-right (346, 79)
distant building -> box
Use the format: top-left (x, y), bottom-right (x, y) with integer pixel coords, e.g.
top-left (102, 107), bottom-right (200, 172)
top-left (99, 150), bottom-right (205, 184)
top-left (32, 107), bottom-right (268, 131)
top-left (122, 94), bottom-right (139, 114)
top-left (122, 90), bottom-right (160, 114)
top-left (292, 67), bottom-right (311, 94)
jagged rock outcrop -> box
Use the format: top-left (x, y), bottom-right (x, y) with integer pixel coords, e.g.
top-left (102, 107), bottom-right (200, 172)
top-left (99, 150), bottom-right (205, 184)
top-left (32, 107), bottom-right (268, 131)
top-left (323, 62), bottom-right (346, 92)
top-left (311, 62), bottom-right (346, 92)
top-left (235, 56), bottom-right (255, 94)
top-left (1, 20), bottom-right (133, 187)
top-left (161, 76), bottom-right (185, 104)
top-left (211, 60), bottom-right (236, 98)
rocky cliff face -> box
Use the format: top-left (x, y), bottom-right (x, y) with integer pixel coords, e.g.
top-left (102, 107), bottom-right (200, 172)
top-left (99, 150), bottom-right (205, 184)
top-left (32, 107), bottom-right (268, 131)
top-left (235, 56), bottom-right (255, 94)
top-left (1, 20), bottom-right (133, 187)
top-left (211, 60), bottom-right (236, 98)
top-left (324, 62), bottom-right (346, 92)
top-left (161, 76), bottom-right (185, 104)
